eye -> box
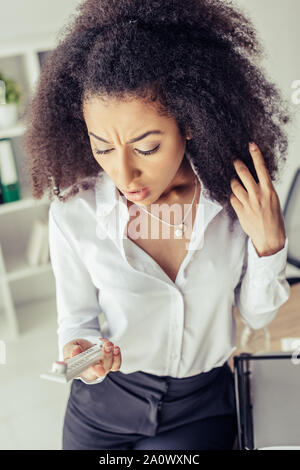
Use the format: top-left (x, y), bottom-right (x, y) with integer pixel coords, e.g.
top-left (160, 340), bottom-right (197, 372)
top-left (93, 144), bottom-right (160, 157)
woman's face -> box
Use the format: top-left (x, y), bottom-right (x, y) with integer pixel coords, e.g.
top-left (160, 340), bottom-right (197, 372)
top-left (83, 95), bottom-right (192, 209)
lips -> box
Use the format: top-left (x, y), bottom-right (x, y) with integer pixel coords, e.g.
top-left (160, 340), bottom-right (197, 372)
top-left (124, 187), bottom-right (150, 201)
top-left (126, 187), bottom-right (147, 193)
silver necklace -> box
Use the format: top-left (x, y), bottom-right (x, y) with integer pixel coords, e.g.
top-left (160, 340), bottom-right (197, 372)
top-left (139, 175), bottom-right (198, 238)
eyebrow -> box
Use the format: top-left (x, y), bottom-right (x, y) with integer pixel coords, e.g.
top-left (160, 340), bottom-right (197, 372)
top-left (88, 130), bottom-right (163, 144)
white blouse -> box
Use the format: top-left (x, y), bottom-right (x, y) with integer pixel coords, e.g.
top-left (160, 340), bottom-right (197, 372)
top-left (48, 170), bottom-right (290, 385)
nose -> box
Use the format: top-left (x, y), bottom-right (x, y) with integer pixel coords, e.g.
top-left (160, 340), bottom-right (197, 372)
top-left (114, 149), bottom-right (141, 188)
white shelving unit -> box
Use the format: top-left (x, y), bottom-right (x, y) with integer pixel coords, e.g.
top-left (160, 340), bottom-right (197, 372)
top-left (0, 32), bottom-right (59, 340)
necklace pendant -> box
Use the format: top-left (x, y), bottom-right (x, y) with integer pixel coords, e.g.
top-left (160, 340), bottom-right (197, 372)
top-left (174, 224), bottom-right (184, 238)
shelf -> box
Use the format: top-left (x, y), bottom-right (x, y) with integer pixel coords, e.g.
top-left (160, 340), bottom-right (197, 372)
top-left (0, 295), bottom-right (57, 342)
top-left (0, 195), bottom-right (50, 216)
top-left (0, 30), bottom-right (57, 339)
top-left (6, 262), bottom-right (52, 283)
top-left (1, 250), bottom-right (52, 282)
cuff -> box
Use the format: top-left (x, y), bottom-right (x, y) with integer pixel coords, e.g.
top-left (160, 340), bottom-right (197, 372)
top-left (74, 375), bottom-right (107, 385)
top-left (247, 236), bottom-right (289, 281)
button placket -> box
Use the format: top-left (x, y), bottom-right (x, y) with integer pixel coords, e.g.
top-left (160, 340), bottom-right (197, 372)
top-left (166, 291), bottom-right (184, 376)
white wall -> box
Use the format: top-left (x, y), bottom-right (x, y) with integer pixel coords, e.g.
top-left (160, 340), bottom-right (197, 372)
top-left (0, 0), bottom-right (82, 40)
top-left (235, 0), bottom-right (300, 204)
top-left (0, 0), bottom-right (299, 204)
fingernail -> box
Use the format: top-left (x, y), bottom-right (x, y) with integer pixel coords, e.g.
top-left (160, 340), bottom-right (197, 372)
top-left (249, 142), bottom-right (257, 150)
top-left (113, 347), bottom-right (120, 355)
top-left (105, 345), bottom-right (113, 352)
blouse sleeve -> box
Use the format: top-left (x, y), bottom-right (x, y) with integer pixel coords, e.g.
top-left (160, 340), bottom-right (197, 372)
top-left (234, 235), bottom-right (291, 330)
top-left (48, 205), bottom-right (106, 385)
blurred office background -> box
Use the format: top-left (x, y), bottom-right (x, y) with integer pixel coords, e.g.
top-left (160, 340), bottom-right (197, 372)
top-left (0, 0), bottom-right (299, 450)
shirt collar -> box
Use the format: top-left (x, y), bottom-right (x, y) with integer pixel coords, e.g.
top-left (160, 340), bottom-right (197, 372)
top-left (95, 168), bottom-right (224, 244)
top-left (95, 170), bottom-right (122, 218)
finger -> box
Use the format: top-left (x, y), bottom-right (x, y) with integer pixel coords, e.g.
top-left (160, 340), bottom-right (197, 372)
top-left (99, 338), bottom-right (111, 353)
top-left (88, 340), bottom-right (110, 377)
top-left (64, 345), bottom-right (83, 361)
top-left (229, 192), bottom-right (243, 213)
top-left (66, 340), bottom-right (92, 365)
top-left (232, 159), bottom-right (256, 200)
top-left (91, 361), bottom-right (107, 377)
top-left (92, 343), bottom-right (121, 375)
top-left (76, 338), bottom-right (95, 349)
top-left (248, 142), bottom-right (273, 190)
top-left (71, 345), bottom-right (83, 357)
top-left (85, 339), bottom-right (111, 377)
top-left (64, 339), bottom-right (93, 359)
top-left (230, 176), bottom-right (248, 206)
top-left (111, 346), bottom-right (122, 372)
top-left (101, 341), bottom-right (115, 372)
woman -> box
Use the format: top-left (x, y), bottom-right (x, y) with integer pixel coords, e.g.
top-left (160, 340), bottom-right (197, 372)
top-left (23, 0), bottom-right (291, 450)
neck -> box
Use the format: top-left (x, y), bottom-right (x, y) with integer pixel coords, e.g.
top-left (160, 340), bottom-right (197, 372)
top-left (152, 157), bottom-right (196, 206)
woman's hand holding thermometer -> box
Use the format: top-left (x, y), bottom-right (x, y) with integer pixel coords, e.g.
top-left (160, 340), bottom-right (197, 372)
top-left (63, 337), bottom-right (122, 381)
top-left (40, 338), bottom-right (122, 383)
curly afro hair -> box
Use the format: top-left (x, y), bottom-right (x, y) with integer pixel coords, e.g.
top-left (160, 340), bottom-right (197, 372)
top-left (22, 0), bottom-right (293, 233)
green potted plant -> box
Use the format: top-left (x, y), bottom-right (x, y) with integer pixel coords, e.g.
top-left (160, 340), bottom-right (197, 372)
top-left (0, 70), bottom-right (23, 129)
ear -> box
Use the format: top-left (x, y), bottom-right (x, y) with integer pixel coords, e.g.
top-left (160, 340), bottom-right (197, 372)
top-left (185, 128), bottom-right (192, 140)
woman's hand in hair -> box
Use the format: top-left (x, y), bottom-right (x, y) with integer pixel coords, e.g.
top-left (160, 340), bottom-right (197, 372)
top-left (229, 142), bottom-right (286, 257)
